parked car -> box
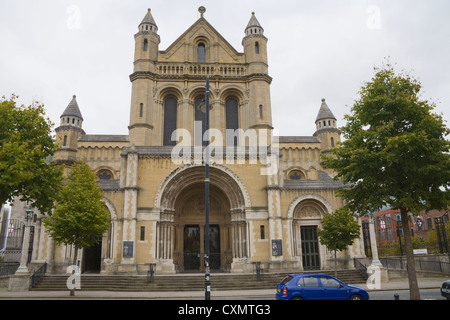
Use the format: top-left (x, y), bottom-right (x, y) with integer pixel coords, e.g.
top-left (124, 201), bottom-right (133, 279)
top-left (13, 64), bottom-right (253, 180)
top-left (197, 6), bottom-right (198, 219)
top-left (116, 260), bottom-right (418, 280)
top-left (275, 273), bottom-right (369, 300)
top-left (441, 280), bottom-right (450, 299)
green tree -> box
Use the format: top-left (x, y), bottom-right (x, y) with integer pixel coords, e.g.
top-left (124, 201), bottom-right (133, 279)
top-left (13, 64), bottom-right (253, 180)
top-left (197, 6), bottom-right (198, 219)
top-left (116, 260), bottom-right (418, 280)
top-left (0, 95), bottom-right (63, 214)
top-left (318, 208), bottom-right (361, 277)
top-left (324, 62), bottom-right (450, 300)
top-left (43, 161), bottom-right (110, 290)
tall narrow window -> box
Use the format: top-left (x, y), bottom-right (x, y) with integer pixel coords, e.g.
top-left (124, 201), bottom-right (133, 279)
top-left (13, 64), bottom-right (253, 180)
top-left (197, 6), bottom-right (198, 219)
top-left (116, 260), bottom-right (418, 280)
top-left (331, 137), bottom-right (335, 148)
top-left (139, 103), bottom-right (143, 117)
top-left (140, 226), bottom-right (145, 241)
top-left (259, 105), bottom-right (263, 119)
top-left (63, 135), bottom-right (67, 147)
top-left (226, 98), bottom-right (239, 146)
top-left (255, 41), bottom-right (260, 54)
top-left (143, 39), bottom-right (148, 51)
top-left (163, 97), bottom-right (177, 146)
top-left (197, 43), bottom-right (206, 63)
top-left (194, 97), bottom-right (207, 146)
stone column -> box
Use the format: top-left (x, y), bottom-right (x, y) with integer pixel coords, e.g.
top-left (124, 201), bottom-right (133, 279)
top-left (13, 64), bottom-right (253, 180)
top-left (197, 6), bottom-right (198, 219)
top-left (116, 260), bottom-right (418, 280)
top-left (230, 209), bottom-right (248, 273)
top-left (119, 146), bottom-right (139, 274)
top-left (156, 210), bottom-right (175, 273)
top-left (267, 179), bottom-right (283, 262)
top-left (367, 214), bottom-right (388, 287)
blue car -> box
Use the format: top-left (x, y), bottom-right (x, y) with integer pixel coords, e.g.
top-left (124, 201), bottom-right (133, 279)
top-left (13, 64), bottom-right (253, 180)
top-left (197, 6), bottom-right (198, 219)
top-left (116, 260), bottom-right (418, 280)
top-left (275, 273), bottom-right (369, 300)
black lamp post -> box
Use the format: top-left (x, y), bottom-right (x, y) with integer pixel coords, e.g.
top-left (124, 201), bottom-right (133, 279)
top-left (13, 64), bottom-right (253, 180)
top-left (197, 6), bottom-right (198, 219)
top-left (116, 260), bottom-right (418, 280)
top-left (198, 77), bottom-right (211, 300)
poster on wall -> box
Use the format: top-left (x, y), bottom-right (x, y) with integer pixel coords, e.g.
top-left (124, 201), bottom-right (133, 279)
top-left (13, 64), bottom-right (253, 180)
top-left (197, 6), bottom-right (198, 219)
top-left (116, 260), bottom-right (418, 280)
top-left (272, 239), bottom-right (282, 256)
top-left (123, 241), bottom-right (134, 258)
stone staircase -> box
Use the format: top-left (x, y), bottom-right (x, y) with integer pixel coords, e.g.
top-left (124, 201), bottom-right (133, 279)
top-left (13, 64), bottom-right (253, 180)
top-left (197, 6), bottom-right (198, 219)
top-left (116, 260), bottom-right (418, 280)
top-left (31, 269), bottom-right (366, 292)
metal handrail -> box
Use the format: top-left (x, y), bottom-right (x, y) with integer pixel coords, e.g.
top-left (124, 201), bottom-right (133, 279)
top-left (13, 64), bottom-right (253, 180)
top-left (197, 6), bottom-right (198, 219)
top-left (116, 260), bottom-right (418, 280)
top-left (353, 258), bottom-right (368, 279)
top-left (31, 262), bottom-right (47, 288)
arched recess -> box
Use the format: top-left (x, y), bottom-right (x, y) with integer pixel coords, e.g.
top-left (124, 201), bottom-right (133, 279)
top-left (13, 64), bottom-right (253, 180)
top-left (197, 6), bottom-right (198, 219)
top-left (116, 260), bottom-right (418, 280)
top-left (287, 194), bottom-right (332, 270)
top-left (158, 86), bottom-right (183, 146)
top-left (82, 197), bottom-right (117, 273)
top-left (101, 198), bottom-right (118, 267)
top-left (155, 164), bottom-right (250, 211)
top-left (154, 164), bottom-right (251, 272)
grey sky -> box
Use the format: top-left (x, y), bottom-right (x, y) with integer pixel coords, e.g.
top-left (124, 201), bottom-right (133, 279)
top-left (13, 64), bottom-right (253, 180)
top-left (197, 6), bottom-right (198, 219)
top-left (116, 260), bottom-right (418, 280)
top-left (1, 0), bottom-right (449, 137)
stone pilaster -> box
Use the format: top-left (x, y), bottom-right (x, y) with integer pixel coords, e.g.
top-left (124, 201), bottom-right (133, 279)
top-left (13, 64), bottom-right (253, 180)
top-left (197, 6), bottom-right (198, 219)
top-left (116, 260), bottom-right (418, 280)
top-left (119, 146), bottom-right (139, 274)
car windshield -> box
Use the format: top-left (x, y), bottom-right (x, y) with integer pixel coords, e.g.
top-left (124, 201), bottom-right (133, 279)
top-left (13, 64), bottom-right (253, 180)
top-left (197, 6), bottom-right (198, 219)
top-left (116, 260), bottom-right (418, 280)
top-left (280, 276), bottom-right (293, 285)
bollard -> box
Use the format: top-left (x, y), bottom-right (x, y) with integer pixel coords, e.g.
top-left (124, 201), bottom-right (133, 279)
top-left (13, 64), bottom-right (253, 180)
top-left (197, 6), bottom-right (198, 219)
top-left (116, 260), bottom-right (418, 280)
top-left (394, 293), bottom-right (399, 300)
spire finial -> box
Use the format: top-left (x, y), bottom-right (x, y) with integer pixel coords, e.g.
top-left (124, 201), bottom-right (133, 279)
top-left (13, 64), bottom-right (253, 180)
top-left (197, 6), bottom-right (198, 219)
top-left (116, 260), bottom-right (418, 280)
top-left (198, 6), bottom-right (206, 17)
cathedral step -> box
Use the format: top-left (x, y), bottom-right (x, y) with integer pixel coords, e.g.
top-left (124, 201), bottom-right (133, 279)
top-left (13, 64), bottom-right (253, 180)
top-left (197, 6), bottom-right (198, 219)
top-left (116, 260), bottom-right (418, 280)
top-left (31, 270), bottom-right (366, 291)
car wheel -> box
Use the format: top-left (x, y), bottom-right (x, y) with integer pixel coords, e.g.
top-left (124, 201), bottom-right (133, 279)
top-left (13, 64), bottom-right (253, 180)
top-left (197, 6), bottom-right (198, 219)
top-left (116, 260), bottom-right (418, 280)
top-left (291, 296), bottom-right (304, 300)
top-left (349, 294), bottom-right (362, 300)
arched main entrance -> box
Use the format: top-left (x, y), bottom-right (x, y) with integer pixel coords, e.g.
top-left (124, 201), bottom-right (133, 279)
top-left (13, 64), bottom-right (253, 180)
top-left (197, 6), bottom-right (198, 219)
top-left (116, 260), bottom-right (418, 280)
top-left (155, 164), bottom-right (250, 272)
top-left (175, 183), bottom-right (230, 271)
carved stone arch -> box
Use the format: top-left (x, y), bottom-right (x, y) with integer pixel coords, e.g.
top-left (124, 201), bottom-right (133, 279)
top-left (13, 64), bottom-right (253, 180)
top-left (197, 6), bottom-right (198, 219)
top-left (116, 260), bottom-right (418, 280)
top-left (188, 84), bottom-right (216, 102)
top-left (220, 85), bottom-right (245, 103)
top-left (287, 194), bottom-right (333, 220)
top-left (100, 197), bottom-right (117, 265)
top-left (158, 85), bottom-right (184, 102)
top-left (154, 164), bottom-right (251, 271)
top-left (102, 197), bottom-right (118, 221)
top-left (154, 163), bottom-right (251, 211)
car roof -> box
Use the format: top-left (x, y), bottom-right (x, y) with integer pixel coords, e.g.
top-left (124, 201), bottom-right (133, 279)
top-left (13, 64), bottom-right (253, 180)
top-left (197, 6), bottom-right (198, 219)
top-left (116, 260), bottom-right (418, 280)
top-left (288, 273), bottom-right (331, 277)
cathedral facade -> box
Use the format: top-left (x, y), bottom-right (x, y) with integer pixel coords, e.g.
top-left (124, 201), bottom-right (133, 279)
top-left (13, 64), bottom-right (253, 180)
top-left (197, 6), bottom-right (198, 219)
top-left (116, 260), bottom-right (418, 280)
top-left (25, 8), bottom-right (365, 274)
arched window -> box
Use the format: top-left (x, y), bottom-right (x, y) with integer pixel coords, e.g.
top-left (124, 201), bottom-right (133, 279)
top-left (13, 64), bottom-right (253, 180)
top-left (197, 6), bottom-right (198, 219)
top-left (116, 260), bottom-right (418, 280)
top-left (194, 97), bottom-right (207, 146)
top-left (255, 42), bottom-right (260, 54)
top-left (226, 98), bottom-right (239, 146)
top-left (143, 39), bottom-right (148, 51)
top-left (98, 170), bottom-right (112, 180)
top-left (63, 135), bottom-right (67, 147)
top-left (163, 97), bottom-right (177, 146)
top-left (139, 103), bottom-right (143, 117)
top-left (197, 43), bottom-right (206, 63)
top-left (289, 170), bottom-right (303, 180)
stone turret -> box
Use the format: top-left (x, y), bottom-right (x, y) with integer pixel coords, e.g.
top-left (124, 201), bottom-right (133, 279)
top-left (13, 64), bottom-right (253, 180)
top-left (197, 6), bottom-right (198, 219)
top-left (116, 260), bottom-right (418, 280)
top-left (313, 98), bottom-right (340, 154)
top-left (54, 95), bottom-right (85, 165)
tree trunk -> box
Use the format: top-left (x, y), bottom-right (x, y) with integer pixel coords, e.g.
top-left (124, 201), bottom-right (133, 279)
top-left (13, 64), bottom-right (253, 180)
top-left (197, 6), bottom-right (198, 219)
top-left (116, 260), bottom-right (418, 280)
top-left (334, 251), bottom-right (337, 278)
top-left (70, 245), bottom-right (79, 297)
top-left (400, 208), bottom-right (420, 300)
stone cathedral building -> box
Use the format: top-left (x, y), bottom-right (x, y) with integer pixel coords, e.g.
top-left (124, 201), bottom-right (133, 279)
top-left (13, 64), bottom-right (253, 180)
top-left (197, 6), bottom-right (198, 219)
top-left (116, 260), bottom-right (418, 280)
top-left (19, 8), bottom-right (365, 274)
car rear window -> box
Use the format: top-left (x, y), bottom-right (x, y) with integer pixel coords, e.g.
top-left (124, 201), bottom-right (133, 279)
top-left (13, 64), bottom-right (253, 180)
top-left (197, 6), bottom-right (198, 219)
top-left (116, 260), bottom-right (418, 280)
top-left (280, 276), bottom-right (293, 285)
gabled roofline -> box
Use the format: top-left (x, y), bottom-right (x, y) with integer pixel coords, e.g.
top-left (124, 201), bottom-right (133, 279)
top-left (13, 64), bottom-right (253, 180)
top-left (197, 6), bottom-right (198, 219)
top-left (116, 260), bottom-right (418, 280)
top-left (160, 17), bottom-right (242, 57)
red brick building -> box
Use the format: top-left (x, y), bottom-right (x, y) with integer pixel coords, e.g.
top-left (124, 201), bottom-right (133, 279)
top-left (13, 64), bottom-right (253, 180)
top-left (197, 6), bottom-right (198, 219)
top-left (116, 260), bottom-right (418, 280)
top-left (361, 208), bottom-right (449, 255)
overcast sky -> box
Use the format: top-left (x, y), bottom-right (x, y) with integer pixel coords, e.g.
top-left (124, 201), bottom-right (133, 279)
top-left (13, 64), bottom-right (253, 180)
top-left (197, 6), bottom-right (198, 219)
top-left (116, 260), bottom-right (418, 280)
top-left (1, 0), bottom-right (449, 137)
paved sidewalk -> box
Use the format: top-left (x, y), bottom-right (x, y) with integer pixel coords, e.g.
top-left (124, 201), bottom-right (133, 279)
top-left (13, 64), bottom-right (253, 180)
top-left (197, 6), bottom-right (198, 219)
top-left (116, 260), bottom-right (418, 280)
top-left (0, 276), bottom-right (447, 300)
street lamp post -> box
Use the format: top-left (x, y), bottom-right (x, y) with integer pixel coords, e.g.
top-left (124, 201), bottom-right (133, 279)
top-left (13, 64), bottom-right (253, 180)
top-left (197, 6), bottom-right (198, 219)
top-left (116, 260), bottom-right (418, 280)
top-left (198, 77), bottom-right (211, 300)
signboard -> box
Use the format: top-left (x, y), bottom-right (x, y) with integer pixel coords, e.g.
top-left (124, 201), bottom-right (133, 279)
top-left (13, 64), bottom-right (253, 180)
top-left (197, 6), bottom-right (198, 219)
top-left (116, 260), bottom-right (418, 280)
top-left (272, 240), bottom-right (282, 256)
top-left (413, 249), bottom-right (427, 255)
top-left (123, 241), bottom-right (134, 258)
